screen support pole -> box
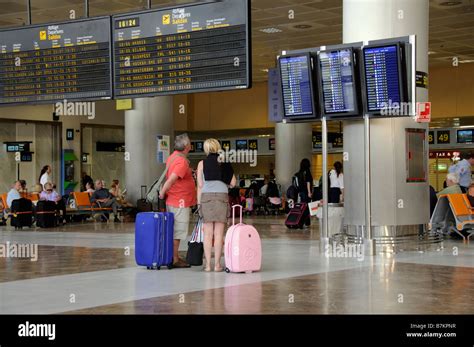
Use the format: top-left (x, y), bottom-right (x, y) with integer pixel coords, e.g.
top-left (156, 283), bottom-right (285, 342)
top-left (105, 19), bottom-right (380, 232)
top-left (26, 0), bottom-right (32, 25)
top-left (320, 116), bottom-right (330, 253)
top-left (364, 114), bottom-right (376, 256)
top-left (84, 0), bottom-right (89, 18)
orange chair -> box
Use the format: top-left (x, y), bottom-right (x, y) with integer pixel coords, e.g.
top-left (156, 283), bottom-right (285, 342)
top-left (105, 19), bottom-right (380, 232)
top-left (71, 192), bottom-right (113, 218)
top-left (431, 194), bottom-right (474, 242)
top-left (1, 193), bottom-right (8, 209)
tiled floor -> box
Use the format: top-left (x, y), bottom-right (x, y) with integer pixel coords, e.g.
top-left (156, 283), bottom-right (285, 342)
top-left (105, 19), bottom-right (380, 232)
top-left (0, 216), bottom-right (472, 315)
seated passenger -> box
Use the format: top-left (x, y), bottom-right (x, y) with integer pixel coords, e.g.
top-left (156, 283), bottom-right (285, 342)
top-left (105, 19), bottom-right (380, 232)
top-left (40, 183), bottom-right (67, 224)
top-left (7, 181), bottom-right (22, 208)
top-left (109, 179), bottom-right (132, 207)
top-left (85, 182), bottom-right (95, 194)
top-left (436, 173), bottom-right (462, 198)
top-left (467, 184), bottom-right (474, 207)
top-left (90, 180), bottom-right (120, 223)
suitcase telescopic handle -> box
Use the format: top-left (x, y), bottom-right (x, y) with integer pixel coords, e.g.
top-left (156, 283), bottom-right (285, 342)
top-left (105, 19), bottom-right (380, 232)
top-left (232, 204), bottom-right (243, 226)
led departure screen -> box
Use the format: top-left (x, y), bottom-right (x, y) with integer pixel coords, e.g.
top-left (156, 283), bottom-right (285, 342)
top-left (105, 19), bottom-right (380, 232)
top-left (113, 0), bottom-right (250, 98)
top-left (319, 48), bottom-right (357, 116)
top-left (279, 54), bottom-right (314, 118)
top-left (363, 44), bottom-right (402, 113)
top-left (0, 17), bottom-right (112, 105)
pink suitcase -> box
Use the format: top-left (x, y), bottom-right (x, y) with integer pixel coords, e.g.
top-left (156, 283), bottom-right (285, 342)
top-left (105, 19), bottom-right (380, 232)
top-left (225, 205), bottom-right (262, 274)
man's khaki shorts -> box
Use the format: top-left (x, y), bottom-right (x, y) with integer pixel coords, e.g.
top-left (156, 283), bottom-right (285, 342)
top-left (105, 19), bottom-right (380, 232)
top-left (166, 206), bottom-right (191, 241)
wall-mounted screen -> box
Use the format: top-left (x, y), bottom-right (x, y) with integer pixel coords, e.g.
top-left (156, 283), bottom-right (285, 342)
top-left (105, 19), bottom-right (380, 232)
top-left (113, 0), bottom-right (250, 98)
top-left (0, 17), bottom-right (112, 105)
top-left (457, 129), bottom-right (474, 144)
top-left (278, 53), bottom-right (317, 119)
top-left (236, 140), bottom-right (248, 150)
top-left (363, 43), bottom-right (406, 115)
top-left (317, 48), bottom-right (359, 118)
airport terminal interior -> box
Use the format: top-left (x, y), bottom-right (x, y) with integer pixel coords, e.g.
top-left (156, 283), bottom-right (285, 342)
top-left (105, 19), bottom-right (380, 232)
top-left (0, 0), bottom-right (473, 316)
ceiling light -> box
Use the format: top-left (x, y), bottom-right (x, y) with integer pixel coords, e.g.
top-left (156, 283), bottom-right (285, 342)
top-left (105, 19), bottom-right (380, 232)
top-left (261, 68), bottom-right (269, 73)
top-left (293, 24), bottom-right (312, 29)
top-left (259, 27), bottom-right (282, 34)
top-left (459, 59), bottom-right (474, 63)
top-left (428, 51), bottom-right (437, 55)
top-left (439, 1), bottom-right (462, 6)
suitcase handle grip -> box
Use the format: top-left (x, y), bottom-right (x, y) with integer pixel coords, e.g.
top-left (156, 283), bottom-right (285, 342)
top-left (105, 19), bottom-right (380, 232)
top-left (232, 204), bottom-right (243, 226)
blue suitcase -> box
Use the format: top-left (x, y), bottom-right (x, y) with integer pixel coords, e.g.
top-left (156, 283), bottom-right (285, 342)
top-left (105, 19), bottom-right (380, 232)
top-left (135, 212), bottom-right (174, 270)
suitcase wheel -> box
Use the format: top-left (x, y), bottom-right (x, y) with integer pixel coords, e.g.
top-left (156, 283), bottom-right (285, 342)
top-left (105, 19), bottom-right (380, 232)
top-left (167, 264), bottom-right (173, 270)
top-left (157, 266), bottom-right (161, 271)
top-left (225, 268), bottom-right (230, 273)
top-left (146, 266), bottom-right (153, 270)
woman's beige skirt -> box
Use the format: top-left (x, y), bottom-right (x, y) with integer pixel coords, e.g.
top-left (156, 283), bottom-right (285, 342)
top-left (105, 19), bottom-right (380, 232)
top-left (201, 193), bottom-right (229, 223)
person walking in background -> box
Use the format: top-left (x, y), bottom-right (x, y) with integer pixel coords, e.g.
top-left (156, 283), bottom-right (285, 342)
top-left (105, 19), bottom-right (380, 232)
top-left (85, 181), bottom-right (95, 194)
top-left (450, 151), bottom-right (474, 193)
top-left (329, 162), bottom-right (344, 203)
top-left (294, 158), bottom-right (313, 227)
top-left (81, 172), bottom-right (93, 192)
top-left (197, 139), bottom-right (236, 272)
top-left (159, 134), bottom-right (196, 269)
top-left (39, 165), bottom-right (52, 189)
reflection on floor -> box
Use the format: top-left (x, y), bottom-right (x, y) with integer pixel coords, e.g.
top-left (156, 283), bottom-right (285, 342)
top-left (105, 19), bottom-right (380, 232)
top-left (0, 216), bottom-right (473, 314)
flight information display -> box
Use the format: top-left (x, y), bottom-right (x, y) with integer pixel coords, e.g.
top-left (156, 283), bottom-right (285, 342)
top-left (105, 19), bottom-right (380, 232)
top-left (0, 17), bottom-right (112, 105)
top-left (113, 0), bottom-right (250, 98)
top-left (279, 54), bottom-right (315, 118)
top-left (363, 44), bottom-right (403, 113)
top-left (318, 48), bottom-right (358, 116)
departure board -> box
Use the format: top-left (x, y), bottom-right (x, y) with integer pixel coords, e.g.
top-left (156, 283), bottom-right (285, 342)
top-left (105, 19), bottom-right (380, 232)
top-left (0, 17), bottom-right (112, 105)
top-left (318, 48), bottom-right (358, 117)
top-left (113, 0), bottom-right (250, 98)
top-left (363, 44), bottom-right (404, 114)
top-left (279, 54), bottom-right (316, 119)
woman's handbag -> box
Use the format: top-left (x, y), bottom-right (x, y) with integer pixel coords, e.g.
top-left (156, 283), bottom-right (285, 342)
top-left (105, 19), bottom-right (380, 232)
top-left (186, 217), bottom-right (204, 266)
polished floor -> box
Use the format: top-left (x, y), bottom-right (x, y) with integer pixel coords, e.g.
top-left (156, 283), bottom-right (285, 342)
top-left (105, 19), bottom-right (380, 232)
top-left (0, 216), bottom-right (473, 314)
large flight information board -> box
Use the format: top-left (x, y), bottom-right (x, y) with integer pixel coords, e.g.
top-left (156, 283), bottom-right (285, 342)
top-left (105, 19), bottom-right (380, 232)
top-left (0, 17), bottom-right (112, 105)
top-left (363, 44), bottom-right (403, 113)
top-left (113, 0), bottom-right (250, 98)
top-left (279, 54), bottom-right (315, 118)
top-left (319, 48), bottom-right (358, 117)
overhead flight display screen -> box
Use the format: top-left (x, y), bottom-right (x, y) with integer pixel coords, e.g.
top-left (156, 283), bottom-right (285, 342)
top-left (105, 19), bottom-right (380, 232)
top-left (279, 54), bottom-right (315, 118)
top-left (363, 44), bottom-right (404, 114)
top-left (318, 48), bottom-right (358, 117)
top-left (0, 17), bottom-right (112, 105)
top-left (113, 0), bottom-right (250, 98)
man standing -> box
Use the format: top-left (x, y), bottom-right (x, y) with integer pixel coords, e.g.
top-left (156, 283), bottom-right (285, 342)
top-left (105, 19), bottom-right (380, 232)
top-left (453, 152), bottom-right (474, 192)
top-left (159, 134), bottom-right (196, 269)
top-left (90, 180), bottom-right (121, 222)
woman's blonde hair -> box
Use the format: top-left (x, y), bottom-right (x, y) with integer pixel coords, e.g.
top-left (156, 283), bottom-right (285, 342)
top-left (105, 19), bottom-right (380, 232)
top-left (204, 138), bottom-right (221, 155)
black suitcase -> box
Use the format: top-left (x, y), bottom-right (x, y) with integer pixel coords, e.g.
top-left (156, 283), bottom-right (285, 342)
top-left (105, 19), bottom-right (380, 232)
top-left (10, 198), bottom-right (33, 229)
top-left (36, 200), bottom-right (57, 228)
top-left (285, 203), bottom-right (310, 229)
top-left (136, 186), bottom-right (152, 213)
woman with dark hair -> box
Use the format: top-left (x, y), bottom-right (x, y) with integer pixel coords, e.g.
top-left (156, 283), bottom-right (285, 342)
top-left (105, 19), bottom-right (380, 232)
top-left (296, 158), bottom-right (313, 203)
top-left (39, 165), bottom-right (52, 189)
top-left (329, 161), bottom-right (344, 203)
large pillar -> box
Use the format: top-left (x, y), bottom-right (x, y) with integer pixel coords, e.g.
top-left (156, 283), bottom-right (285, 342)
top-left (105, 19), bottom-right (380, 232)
top-left (125, 97), bottom-right (174, 204)
top-left (342, 0), bottom-right (430, 250)
top-left (275, 122), bottom-right (313, 191)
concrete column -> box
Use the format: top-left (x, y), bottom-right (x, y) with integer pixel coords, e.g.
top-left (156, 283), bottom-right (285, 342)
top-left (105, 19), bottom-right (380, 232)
top-left (275, 122), bottom-right (313, 191)
top-left (342, 0), bottom-right (430, 230)
top-left (125, 97), bottom-right (174, 204)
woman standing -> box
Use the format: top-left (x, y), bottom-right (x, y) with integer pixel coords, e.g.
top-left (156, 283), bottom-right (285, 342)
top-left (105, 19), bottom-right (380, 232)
top-left (39, 165), bottom-right (52, 189)
top-left (197, 139), bottom-right (236, 272)
top-left (329, 162), bottom-right (344, 203)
